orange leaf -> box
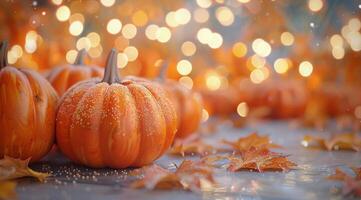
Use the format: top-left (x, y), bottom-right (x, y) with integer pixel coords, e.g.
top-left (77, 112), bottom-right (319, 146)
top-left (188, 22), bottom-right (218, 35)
top-left (227, 148), bottom-right (296, 172)
top-left (0, 181), bottom-right (16, 200)
top-left (302, 133), bottom-right (361, 151)
top-left (131, 160), bottom-right (216, 192)
top-left (169, 135), bottom-right (217, 156)
top-left (222, 132), bottom-right (281, 153)
top-left (327, 167), bottom-right (361, 197)
top-left (0, 156), bottom-right (49, 182)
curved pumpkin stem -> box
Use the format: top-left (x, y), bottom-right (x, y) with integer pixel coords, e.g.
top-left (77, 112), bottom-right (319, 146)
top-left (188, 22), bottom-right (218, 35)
top-left (157, 60), bottom-right (169, 81)
top-left (101, 48), bottom-right (121, 84)
top-left (74, 49), bottom-right (86, 65)
top-left (0, 41), bottom-right (8, 70)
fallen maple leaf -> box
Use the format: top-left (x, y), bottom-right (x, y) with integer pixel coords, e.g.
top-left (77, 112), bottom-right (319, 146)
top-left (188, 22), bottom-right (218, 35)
top-left (131, 160), bottom-right (216, 192)
top-left (222, 132), bottom-right (281, 153)
top-left (0, 156), bottom-right (49, 182)
top-left (0, 181), bottom-right (16, 200)
top-left (302, 133), bottom-right (361, 151)
top-left (169, 135), bottom-right (217, 156)
top-left (227, 147), bottom-right (296, 172)
top-left (327, 167), bottom-right (361, 197)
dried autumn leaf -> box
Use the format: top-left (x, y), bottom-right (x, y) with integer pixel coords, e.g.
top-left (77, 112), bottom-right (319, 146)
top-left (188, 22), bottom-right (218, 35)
top-left (227, 147), bottom-right (296, 172)
top-left (169, 135), bottom-right (217, 156)
top-left (302, 133), bottom-right (361, 151)
top-left (222, 132), bottom-right (281, 153)
top-left (0, 181), bottom-right (16, 200)
top-left (327, 167), bottom-right (361, 197)
top-left (131, 160), bottom-right (216, 192)
top-left (0, 156), bottom-right (49, 182)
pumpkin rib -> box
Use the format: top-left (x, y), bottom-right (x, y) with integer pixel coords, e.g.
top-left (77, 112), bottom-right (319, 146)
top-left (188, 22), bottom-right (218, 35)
top-left (100, 84), bottom-right (140, 168)
top-left (0, 67), bottom-right (35, 159)
top-left (69, 83), bottom-right (107, 167)
top-left (20, 69), bottom-right (57, 161)
top-left (56, 80), bottom-right (95, 163)
top-left (138, 81), bottom-right (177, 155)
top-left (49, 68), bottom-right (70, 96)
top-left (127, 83), bottom-right (167, 167)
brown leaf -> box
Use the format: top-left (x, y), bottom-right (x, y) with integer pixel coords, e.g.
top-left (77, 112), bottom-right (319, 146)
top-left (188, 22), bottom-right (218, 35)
top-left (302, 133), bottom-right (361, 151)
top-left (222, 132), bottom-right (281, 153)
top-left (169, 135), bottom-right (217, 156)
top-left (0, 156), bottom-right (49, 182)
top-left (327, 168), bottom-right (350, 181)
top-left (0, 181), bottom-right (16, 200)
top-left (351, 167), bottom-right (361, 180)
top-left (131, 160), bottom-right (216, 192)
top-left (227, 147), bottom-right (296, 172)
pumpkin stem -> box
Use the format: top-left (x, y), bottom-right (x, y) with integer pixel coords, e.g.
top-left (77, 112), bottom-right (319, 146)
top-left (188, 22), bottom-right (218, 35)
top-left (157, 61), bottom-right (169, 81)
top-left (0, 41), bottom-right (8, 70)
top-left (101, 48), bottom-right (121, 84)
top-left (74, 49), bottom-right (86, 65)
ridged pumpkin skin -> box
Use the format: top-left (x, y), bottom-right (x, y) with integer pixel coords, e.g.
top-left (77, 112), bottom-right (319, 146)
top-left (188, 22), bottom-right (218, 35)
top-left (56, 49), bottom-right (178, 168)
top-left (238, 79), bottom-right (308, 118)
top-left (47, 50), bottom-right (103, 96)
top-left (163, 80), bottom-right (203, 139)
top-left (0, 42), bottom-right (58, 162)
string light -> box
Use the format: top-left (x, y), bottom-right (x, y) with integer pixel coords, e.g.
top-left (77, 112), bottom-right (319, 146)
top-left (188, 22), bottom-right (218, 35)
top-left (117, 53), bottom-right (128, 68)
top-left (237, 102), bottom-right (249, 117)
top-left (66, 50), bottom-right (78, 64)
top-left (274, 58), bottom-right (289, 74)
top-left (176, 59), bottom-right (192, 75)
top-left (175, 8), bottom-right (191, 25)
top-left (100, 0), bottom-right (115, 7)
top-left (123, 46), bottom-right (138, 62)
top-left (215, 6), bottom-right (234, 26)
top-left (201, 109), bottom-right (209, 122)
top-left (208, 33), bottom-right (223, 49)
top-left (122, 24), bottom-right (137, 39)
top-left (145, 24), bottom-right (159, 40)
top-left (107, 19), bottom-right (122, 35)
top-left (181, 41), bottom-right (197, 57)
top-left (51, 0), bottom-right (63, 5)
top-left (299, 61), bottom-right (313, 77)
top-left (69, 21), bottom-right (84, 36)
top-left (250, 68), bottom-right (266, 84)
top-left (232, 42), bottom-right (248, 58)
top-left (196, 0), bottom-right (212, 8)
top-left (280, 32), bottom-right (295, 46)
top-left (56, 5), bottom-right (70, 22)
top-left (156, 27), bottom-right (171, 43)
top-left (87, 32), bottom-right (101, 47)
top-left (308, 0), bottom-right (323, 12)
top-left (193, 8), bottom-right (209, 23)
top-left (252, 38), bottom-right (272, 57)
top-left (132, 10), bottom-right (148, 27)
top-left (76, 37), bottom-right (91, 51)
top-left (206, 73), bottom-right (221, 90)
top-left (179, 76), bottom-right (194, 89)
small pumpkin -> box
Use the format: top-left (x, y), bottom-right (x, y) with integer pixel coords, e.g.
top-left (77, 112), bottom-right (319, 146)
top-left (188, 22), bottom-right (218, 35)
top-left (0, 41), bottom-right (58, 162)
top-left (56, 49), bottom-right (178, 168)
top-left (199, 86), bottom-right (242, 116)
top-left (238, 79), bottom-right (308, 118)
top-left (46, 49), bottom-right (103, 96)
top-left (157, 64), bottom-right (203, 139)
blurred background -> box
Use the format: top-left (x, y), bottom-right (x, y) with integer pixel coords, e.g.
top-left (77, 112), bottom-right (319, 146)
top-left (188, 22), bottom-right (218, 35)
top-left (0, 0), bottom-right (360, 126)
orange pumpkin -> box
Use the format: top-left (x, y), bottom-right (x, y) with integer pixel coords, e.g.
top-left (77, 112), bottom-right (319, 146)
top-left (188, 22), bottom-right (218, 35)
top-left (238, 79), bottom-right (308, 118)
top-left (47, 49), bottom-right (103, 96)
top-left (0, 41), bottom-right (58, 162)
top-left (55, 49), bottom-right (178, 168)
top-left (199, 86), bottom-right (242, 116)
top-left (157, 67), bottom-right (203, 139)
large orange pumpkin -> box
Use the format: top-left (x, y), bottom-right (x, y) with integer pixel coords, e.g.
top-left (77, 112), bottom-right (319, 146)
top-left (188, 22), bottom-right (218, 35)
top-left (46, 49), bottom-right (103, 96)
top-left (157, 67), bottom-right (203, 139)
top-left (238, 79), bottom-right (308, 118)
top-left (0, 41), bottom-right (58, 162)
top-left (55, 49), bottom-right (178, 168)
